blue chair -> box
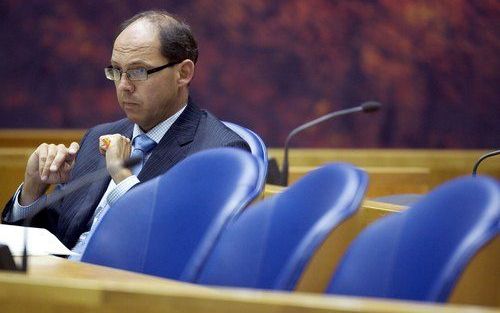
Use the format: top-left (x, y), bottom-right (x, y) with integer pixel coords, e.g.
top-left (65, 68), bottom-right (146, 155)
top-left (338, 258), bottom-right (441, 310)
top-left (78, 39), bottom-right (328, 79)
top-left (196, 163), bottom-right (368, 290)
top-left (223, 121), bottom-right (267, 186)
top-left (81, 148), bottom-right (262, 281)
top-left (327, 176), bottom-right (500, 302)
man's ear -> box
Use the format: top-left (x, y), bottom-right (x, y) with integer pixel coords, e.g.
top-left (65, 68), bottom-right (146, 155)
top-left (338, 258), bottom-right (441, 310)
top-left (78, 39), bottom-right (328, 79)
top-left (177, 59), bottom-right (195, 86)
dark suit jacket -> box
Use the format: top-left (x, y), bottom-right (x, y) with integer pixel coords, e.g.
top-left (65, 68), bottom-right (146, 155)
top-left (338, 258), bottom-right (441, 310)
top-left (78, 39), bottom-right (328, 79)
top-left (2, 100), bottom-right (250, 248)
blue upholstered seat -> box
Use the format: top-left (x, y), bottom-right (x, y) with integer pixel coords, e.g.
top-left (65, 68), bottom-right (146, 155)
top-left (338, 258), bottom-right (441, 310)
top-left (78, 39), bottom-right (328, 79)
top-left (223, 121), bottom-right (267, 186)
top-left (81, 148), bottom-right (262, 281)
top-left (196, 163), bottom-right (368, 290)
top-left (327, 176), bottom-right (500, 302)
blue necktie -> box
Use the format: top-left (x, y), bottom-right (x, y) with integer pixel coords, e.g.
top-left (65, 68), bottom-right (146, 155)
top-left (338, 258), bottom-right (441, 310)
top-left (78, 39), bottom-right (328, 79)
top-left (130, 134), bottom-right (157, 175)
top-left (69, 134), bottom-right (157, 260)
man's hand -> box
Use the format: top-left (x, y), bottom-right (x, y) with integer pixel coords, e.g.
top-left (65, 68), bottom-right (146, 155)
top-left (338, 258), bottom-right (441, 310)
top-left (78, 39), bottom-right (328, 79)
top-left (99, 134), bottom-right (133, 184)
top-left (20, 142), bottom-right (80, 205)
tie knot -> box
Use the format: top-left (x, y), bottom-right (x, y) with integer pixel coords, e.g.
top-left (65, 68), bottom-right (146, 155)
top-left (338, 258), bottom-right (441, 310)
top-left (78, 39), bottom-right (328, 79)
top-left (132, 134), bottom-right (157, 153)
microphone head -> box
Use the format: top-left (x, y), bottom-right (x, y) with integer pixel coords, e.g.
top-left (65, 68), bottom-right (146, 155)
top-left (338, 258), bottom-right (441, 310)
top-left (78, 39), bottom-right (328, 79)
top-left (361, 101), bottom-right (382, 113)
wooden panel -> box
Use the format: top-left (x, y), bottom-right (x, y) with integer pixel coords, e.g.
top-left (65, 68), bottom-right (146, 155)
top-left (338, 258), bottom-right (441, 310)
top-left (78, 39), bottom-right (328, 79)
top-left (296, 200), bottom-right (404, 293)
top-left (448, 236), bottom-right (500, 307)
top-left (0, 129), bottom-right (496, 186)
top-left (0, 256), bottom-right (496, 313)
top-left (288, 166), bottom-right (430, 197)
top-left (262, 184), bottom-right (285, 198)
top-left (269, 149), bottom-right (500, 189)
top-left (0, 148), bottom-right (32, 211)
top-left (23, 255), bottom-right (212, 291)
top-left (0, 129), bottom-right (84, 147)
top-left (0, 130), bottom-right (495, 197)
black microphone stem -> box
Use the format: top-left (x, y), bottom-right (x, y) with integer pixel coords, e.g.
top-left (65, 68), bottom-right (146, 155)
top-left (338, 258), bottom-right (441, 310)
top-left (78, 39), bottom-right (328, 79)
top-left (280, 101), bottom-right (382, 186)
top-left (31, 157), bottom-right (141, 214)
top-left (472, 149), bottom-right (500, 177)
top-left (21, 226), bottom-right (28, 272)
top-left (281, 107), bottom-right (363, 186)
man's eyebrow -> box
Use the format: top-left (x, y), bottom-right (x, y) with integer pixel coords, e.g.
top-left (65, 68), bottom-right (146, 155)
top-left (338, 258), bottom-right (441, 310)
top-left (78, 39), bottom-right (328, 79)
top-left (110, 60), bottom-right (152, 68)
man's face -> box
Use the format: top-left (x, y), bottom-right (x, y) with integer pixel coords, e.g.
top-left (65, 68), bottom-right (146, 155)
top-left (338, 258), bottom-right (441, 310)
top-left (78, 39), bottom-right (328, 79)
top-left (111, 20), bottom-right (179, 131)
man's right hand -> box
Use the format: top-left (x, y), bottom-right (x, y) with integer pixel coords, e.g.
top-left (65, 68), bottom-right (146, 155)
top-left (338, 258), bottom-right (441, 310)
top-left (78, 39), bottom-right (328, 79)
top-left (20, 142), bottom-right (80, 206)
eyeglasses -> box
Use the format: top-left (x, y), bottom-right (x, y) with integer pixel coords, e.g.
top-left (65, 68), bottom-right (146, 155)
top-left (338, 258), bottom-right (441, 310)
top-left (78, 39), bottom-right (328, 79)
top-left (104, 61), bottom-right (181, 81)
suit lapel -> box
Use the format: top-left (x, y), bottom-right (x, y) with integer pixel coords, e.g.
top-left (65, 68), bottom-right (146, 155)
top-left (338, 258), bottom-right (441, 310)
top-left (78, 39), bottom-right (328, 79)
top-left (138, 100), bottom-right (202, 181)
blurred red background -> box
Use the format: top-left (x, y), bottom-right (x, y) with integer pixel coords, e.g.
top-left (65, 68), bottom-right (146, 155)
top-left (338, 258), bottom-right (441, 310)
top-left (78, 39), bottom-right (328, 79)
top-left (0, 0), bottom-right (498, 148)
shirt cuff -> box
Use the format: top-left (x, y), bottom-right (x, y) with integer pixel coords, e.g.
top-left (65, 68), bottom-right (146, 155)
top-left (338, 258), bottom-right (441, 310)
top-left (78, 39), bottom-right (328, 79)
top-left (7, 184), bottom-right (47, 222)
top-left (106, 175), bottom-right (140, 207)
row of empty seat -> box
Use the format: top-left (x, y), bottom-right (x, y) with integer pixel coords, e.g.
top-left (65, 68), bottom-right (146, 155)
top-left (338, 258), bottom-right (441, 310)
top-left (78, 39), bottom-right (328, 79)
top-left (81, 143), bottom-right (499, 304)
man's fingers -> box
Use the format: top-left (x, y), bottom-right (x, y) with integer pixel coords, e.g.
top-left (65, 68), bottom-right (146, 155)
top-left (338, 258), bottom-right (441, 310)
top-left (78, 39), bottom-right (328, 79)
top-left (100, 134), bottom-right (130, 155)
top-left (68, 142), bottom-right (80, 155)
top-left (99, 136), bottom-right (111, 155)
top-left (50, 144), bottom-right (69, 173)
top-left (37, 143), bottom-right (48, 177)
top-left (62, 162), bottom-right (73, 173)
top-left (66, 142), bottom-right (80, 162)
top-left (40, 144), bottom-right (57, 180)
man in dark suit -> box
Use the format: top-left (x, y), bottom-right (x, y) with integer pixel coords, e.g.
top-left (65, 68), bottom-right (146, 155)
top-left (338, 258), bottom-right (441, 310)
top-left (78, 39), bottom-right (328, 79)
top-left (1, 10), bottom-right (249, 255)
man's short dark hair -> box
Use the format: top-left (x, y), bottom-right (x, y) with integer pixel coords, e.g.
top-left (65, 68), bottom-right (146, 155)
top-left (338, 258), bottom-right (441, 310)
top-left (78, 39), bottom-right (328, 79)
top-left (120, 10), bottom-right (198, 64)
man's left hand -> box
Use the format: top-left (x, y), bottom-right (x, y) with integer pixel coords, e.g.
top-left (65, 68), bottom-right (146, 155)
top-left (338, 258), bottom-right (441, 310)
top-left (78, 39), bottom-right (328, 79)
top-left (99, 134), bottom-right (132, 184)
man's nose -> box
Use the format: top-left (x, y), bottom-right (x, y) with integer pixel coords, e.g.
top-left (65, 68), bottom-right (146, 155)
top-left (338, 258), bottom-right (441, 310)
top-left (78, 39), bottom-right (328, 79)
top-left (117, 73), bottom-right (135, 92)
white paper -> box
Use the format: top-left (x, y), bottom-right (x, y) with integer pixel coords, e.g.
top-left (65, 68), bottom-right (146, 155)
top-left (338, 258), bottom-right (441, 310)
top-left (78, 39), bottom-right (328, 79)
top-left (0, 224), bottom-right (76, 256)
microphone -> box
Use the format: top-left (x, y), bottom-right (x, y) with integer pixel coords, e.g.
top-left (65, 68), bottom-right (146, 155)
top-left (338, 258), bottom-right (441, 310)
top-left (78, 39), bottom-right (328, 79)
top-left (0, 156), bottom-right (141, 272)
top-left (33, 157), bottom-right (141, 212)
top-left (472, 149), bottom-right (500, 177)
top-left (280, 101), bottom-right (382, 186)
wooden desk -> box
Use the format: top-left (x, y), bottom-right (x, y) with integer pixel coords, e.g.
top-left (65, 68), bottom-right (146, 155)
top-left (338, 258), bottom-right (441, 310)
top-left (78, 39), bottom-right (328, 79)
top-left (0, 256), bottom-right (495, 313)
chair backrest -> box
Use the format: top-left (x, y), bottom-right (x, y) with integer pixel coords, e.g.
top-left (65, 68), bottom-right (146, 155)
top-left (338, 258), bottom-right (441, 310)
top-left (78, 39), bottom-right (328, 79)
top-left (223, 121), bottom-right (267, 185)
top-left (196, 163), bottom-right (368, 290)
top-left (327, 176), bottom-right (500, 302)
top-left (81, 148), bottom-right (262, 282)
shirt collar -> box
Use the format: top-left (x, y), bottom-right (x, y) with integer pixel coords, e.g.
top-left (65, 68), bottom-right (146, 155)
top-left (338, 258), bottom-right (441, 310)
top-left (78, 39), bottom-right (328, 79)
top-left (132, 104), bottom-right (187, 144)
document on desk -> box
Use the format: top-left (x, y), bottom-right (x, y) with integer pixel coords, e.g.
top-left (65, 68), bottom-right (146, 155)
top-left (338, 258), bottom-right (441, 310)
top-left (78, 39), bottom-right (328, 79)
top-left (0, 224), bottom-right (76, 256)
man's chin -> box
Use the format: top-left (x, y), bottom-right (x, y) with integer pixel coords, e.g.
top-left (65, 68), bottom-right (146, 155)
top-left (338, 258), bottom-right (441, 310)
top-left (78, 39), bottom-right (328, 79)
top-left (124, 113), bottom-right (142, 125)
top-left (125, 115), bottom-right (154, 131)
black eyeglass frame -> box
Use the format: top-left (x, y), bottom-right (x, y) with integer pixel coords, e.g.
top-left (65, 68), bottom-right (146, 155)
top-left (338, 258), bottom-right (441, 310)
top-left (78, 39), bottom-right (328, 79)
top-left (104, 60), bottom-right (182, 81)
